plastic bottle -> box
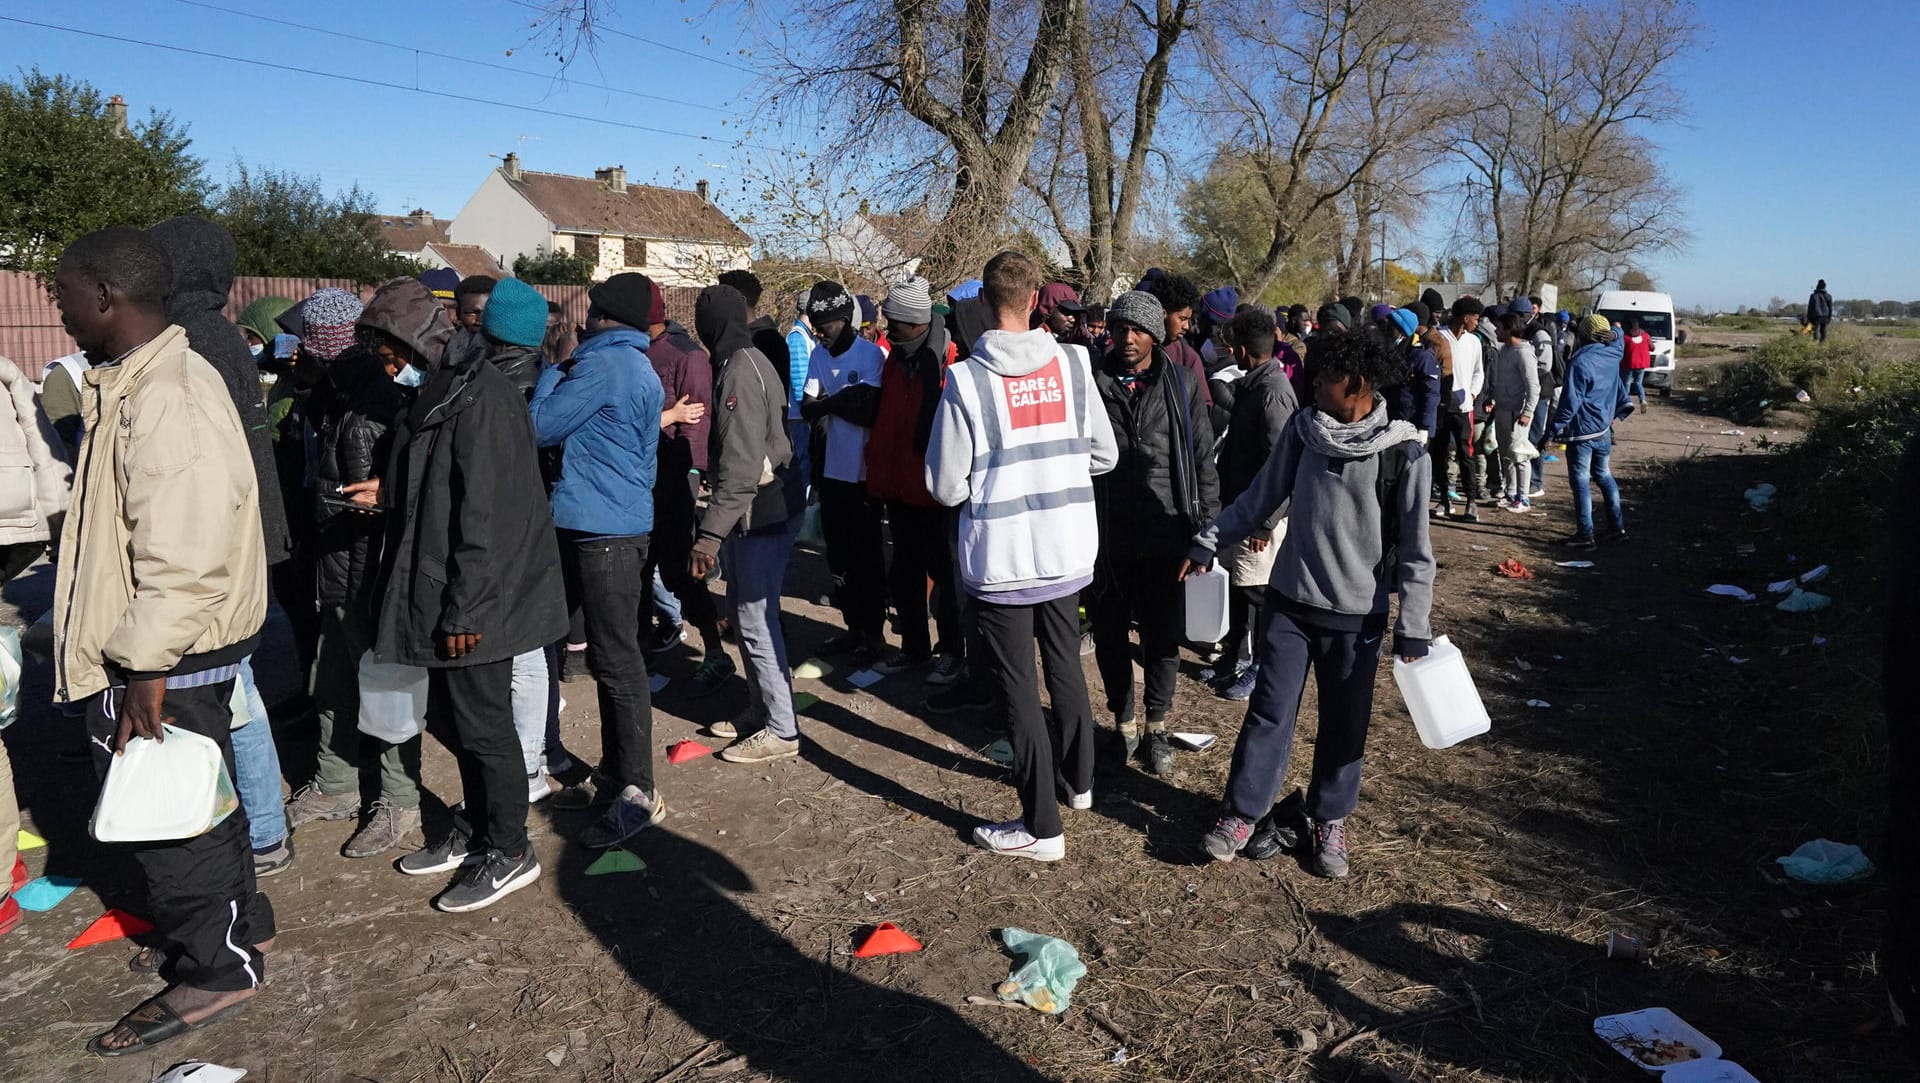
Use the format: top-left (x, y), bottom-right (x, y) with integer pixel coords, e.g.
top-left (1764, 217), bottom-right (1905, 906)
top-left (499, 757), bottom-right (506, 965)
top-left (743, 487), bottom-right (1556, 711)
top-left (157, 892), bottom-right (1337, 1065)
top-left (1391, 635), bottom-right (1491, 749)
top-left (1183, 563), bottom-right (1230, 644)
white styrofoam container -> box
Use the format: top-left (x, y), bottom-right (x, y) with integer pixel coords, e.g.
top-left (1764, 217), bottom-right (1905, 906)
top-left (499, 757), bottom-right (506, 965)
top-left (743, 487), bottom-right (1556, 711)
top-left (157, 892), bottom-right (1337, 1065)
top-left (1594, 1008), bottom-right (1724, 1074)
top-left (90, 724), bottom-right (236, 843)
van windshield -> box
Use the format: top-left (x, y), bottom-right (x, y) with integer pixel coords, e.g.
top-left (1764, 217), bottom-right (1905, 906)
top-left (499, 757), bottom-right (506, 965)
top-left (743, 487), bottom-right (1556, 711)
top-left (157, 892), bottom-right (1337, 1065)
top-left (1598, 309), bottom-right (1673, 340)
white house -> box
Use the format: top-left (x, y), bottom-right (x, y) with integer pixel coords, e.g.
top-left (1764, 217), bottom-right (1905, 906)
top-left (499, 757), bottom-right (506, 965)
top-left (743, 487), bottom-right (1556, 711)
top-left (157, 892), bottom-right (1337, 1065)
top-left (449, 154), bottom-right (751, 286)
top-left (820, 211), bottom-right (928, 283)
top-left (374, 210), bottom-right (505, 277)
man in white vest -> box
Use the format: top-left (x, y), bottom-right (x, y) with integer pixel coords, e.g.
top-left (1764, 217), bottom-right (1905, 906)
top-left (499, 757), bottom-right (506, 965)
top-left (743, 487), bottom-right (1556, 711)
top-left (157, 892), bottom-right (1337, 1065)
top-left (925, 250), bottom-right (1117, 861)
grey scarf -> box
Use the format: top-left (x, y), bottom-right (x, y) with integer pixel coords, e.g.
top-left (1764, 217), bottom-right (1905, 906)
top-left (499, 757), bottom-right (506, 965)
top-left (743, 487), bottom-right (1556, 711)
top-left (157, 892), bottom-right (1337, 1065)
top-left (1303, 397), bottom-right (1419, 459)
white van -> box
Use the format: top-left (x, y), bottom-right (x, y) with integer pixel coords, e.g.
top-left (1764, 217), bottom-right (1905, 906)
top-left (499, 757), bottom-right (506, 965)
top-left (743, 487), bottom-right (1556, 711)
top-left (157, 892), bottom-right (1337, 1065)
top-left (1593, 290), bottom-right (1677, 396)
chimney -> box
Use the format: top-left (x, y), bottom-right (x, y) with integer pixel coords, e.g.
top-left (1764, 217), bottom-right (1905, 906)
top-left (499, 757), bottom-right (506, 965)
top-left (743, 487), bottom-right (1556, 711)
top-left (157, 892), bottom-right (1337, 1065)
top-left (409, 208), bottom-right (434, 220)
top-left (107, 94), bottom-right (129, 137)
top-left (594, 166), bottom-right (628, 194)
top-left (503, 152), bottom-right (521, 181)
top-left (696, 179), bottom-right (710, 204)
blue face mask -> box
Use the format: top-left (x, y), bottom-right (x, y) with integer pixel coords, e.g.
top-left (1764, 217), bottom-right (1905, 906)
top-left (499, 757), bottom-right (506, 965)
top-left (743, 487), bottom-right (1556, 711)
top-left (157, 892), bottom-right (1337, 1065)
top-left (249, 342), bottom-right (265, 359)
top-left (393, 363), bottom-right (426, 387)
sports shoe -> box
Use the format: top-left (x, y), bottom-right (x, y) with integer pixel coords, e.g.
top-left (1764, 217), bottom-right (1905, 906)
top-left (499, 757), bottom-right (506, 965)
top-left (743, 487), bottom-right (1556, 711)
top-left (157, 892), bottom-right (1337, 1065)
top-left (1079, 632), bottom-right (1095, 657)
top-left (559, 648), bottom-right (589, 682)
top-left (252, 838), bottom-right (294, 879)
top-left (549, 773), bottom-right (615, 811)
top-left (927, 681), bottom-right (993, 714)
top-left (1244, 791), bottom-right (1307, 861)
top-left (709, 719), bottom-right (739, 739)
top-left (10, 855), bottom-right (27, 895)
top-left (972, 819), bottom-right (1064, 861)
top-left (1528, 486), bottom-right (1547, 499)
top-left (1603, 526), bottom-right (1629, 543)
top-left (1504, 498), bottom-right (1530, 513)
top-left (1144, 731), bottom-right (1175, 777)
top-left (579, 786), bottom-right (666, 849)
top-left (1117, 720), bottom-right (1140, 759)
top-left (1063, 785), bottom-right (1093, 812)
top-left (528, 771), bottom-right (552, 804)
top-left (1219, 666), bottom-right (1258, 702)
top-left (1306, 818), bottom-right (1350, 879)
top-left (284, 783), bottom-right (360, 829)
top-left (926, 653), bottom-right (965, 686)
top-left (398, 814), bottom-right (476, 876)
top-left (719, 728), bottom-right (800, 764)
top-left (818, 631), bottom-right (865, 657)
top-left (434, 848), bottom-right (541, 913)
top-left (847, 640), bottom-right (887, 671)
top-left (1558, 533), bottom-right (1597, 551)
top-left (685, 654), bottom-right (737, 698)
top-left (1459, 504), bottom-right (1481, 523)
top-left (343, 799), bottom-right (422, 859)
top-left (645, 622), bottom-right (688, 656)
top-left (1202, 815), bottom-right (1254, 862)
top-left (872, 649), bottom-right (932, 676)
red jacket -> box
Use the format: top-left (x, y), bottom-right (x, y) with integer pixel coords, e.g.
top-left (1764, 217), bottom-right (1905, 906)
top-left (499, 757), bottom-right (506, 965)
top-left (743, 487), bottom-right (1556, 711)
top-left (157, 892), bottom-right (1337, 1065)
top-left (864, 334), bottom-right (956, 505)
top-left (1623, 330), bottom-right (1652, 372)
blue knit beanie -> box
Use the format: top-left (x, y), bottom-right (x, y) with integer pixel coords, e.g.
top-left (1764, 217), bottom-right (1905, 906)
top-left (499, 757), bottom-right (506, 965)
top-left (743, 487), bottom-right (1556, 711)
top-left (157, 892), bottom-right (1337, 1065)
top-left (483, 278), bottom-right (549, 348)
top-left (1202, 286), bottom-right (1238, 324)
top-left (1390, 308), bottom-right (1418, 337)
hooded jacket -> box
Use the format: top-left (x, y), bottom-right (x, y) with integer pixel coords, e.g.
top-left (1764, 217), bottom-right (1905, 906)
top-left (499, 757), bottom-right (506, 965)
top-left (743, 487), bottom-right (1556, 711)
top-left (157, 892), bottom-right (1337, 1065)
top-left (695, 286), bottom-right (794, 547)
top-left (489, 339), bottom-right (543, 397)
top-left (314, 345), bottom-right (402, 614)
top-left (146, 216), bottom-right (290, 565)
top-left (865, 317), bottom-right (951, 506)
top-left (1093, 347), bottom-right (1220, 561)
top-left (1192, 403), bottom-right (1434, 657)
top-left (0, 354), bottom-right (69, 545)
top-left (1807, 288), bottom-right (1833, 323)
top-left (237, 296), bottom-right (294, 352)
top-left (1389, 337), bottom-right (1441, 436)
top-left (529, 325), bottom-right (664, 538)
top-left (1218, 356), bottom-right (1298, 507)
top-left (926, 328), bottom-right (1118, 597)
top-left (1548, 333), bottom-right (1630, 443)
top-left (53, 326), bottom-right (266, 701)
top-left (648, 319), bottom-right (713, 475)
top-left (370, 340), bottom-right (565, 668)
top-left (1488, 339), bottom-right (1541, 418)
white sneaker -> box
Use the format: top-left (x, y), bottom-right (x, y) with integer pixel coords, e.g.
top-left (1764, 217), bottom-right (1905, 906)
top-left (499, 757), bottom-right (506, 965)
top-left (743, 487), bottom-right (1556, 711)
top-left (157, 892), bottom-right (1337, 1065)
top-left (1065, 786), bottom-right (1093, 812)
top-left (972, 819), bottom-right (1065, 861)
top-left (1528, 487), bottom-right (1546, 499)
top-left (527, 771), bottom-right (552, 803)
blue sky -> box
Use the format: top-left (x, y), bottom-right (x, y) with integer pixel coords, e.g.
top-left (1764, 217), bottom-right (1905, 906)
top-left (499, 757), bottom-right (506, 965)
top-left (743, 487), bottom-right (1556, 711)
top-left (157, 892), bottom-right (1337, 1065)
top-left (3, 0), bottom-right (1915, 310)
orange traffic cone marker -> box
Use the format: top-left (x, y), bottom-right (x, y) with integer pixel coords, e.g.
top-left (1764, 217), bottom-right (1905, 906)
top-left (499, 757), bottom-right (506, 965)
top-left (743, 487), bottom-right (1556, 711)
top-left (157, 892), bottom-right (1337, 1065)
top-left (855, 922), bottom-right (923, 957)
top-left (667, 740), bottom-right (713, 764)
top-left (67, 908), bottom-right (154, 949)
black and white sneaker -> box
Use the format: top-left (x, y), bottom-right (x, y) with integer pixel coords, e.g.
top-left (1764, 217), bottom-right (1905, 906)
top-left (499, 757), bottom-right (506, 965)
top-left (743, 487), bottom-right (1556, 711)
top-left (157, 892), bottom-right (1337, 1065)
top-left (433, 849), bottom-right (541, 913)
top-left (397, 815), bottom-right (475, 876)
top-left (872, 649), bottom-right (932, 676)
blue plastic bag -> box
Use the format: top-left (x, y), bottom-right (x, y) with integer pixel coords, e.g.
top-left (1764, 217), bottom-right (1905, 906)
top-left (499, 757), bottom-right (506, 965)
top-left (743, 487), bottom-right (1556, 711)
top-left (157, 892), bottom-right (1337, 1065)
top-left (1776, 839), bottom-right (1873, 884)
top-left (996, 927), bottom-right (1087, 1014)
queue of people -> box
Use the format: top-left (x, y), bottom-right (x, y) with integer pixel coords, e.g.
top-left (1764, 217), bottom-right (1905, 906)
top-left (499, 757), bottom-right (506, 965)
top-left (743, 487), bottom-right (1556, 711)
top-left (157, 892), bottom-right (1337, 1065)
top-left (0, 214), bottom-right (1656, 1057)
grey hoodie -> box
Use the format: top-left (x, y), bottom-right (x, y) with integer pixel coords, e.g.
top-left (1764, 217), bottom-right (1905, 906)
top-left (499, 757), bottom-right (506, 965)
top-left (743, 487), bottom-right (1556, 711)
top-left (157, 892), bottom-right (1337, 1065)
top-left (1191, 401), bottom-right (1435, 656)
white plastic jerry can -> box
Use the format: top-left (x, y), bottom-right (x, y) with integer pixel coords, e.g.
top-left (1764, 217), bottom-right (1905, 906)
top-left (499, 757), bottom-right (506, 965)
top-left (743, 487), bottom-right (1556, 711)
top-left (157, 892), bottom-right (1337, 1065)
top-left (1183, 563), bottom-right (1230, 644)
top-left (1392, 635), bottom-right (1491, 750)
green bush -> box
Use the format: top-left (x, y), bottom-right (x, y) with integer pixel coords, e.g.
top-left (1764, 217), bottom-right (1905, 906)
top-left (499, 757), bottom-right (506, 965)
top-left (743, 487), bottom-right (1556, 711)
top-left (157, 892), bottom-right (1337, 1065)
top-left (1780, 358), bottom-right (1920, 524)
top-left (1706, 330), bottom-right (1875, 423)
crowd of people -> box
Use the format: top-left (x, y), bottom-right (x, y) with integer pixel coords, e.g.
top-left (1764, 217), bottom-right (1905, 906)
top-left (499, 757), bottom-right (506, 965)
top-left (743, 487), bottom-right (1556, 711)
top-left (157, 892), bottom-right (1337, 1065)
top-left (0, 217), bottom-right (1649, 1058)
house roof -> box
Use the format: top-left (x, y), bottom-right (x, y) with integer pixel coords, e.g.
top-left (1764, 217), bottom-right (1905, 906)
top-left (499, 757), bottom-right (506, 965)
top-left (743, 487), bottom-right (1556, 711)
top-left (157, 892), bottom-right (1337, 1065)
top-left (424, 242), bottom-right (502, 279)
top-left (861, 210), bottom-right (934, 259)
top-left (505, 170), bottom-right (751, 246)
top-left (374, 212), bottom-right (450, 253)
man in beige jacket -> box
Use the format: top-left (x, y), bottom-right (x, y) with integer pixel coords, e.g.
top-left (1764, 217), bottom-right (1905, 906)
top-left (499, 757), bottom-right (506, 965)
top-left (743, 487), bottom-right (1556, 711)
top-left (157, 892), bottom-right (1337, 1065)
top-left (52, 227), bottom-right (273, 1058)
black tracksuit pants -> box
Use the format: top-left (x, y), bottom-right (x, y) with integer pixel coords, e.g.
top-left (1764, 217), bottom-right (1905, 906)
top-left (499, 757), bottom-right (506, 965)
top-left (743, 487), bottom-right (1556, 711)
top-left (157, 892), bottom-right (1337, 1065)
top-left (975, 592), bottom-right (1095, 840)
top-left (89, 679), bottom-right (275, 992)
top-left (884, 500), bottom-right (960, 656)
top-left (1088, 553), bottom-right (1184, 726)
top-left (818, 478), bottom-right (887, 640)
top-left (644, 472), bottom-right (719, 643)
top-left (1430, 410), bottom-right (1480, 502)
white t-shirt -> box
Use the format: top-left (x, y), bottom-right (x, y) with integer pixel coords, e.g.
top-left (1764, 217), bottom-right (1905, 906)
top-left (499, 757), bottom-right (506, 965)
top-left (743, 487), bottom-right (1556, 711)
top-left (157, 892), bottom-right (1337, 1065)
top-left (803, 337), bottom-right (886, 483)
top-left (1436, 327), bottom-right (1483, 413)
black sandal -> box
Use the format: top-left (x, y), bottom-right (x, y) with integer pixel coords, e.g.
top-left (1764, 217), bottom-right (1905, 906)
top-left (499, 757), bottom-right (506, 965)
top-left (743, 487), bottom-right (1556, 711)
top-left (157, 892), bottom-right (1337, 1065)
top-left (86, 992), bottom-right (250, 1057)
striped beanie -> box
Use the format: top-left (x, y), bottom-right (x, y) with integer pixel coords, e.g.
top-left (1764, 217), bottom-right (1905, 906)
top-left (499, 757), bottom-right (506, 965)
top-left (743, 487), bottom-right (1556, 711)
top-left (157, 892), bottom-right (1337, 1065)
top-left (300, 287), bottom-right (363, 360)
top-left (881, 276), bottom-right (934, 324)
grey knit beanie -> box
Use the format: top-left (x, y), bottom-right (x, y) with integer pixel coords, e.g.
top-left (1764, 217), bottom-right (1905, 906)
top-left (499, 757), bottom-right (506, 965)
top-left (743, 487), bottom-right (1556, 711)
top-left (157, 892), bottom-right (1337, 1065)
top-left (881, 276), bottom-right (934, 324)
top-left (1106, 290), bottom-right (1166, 343)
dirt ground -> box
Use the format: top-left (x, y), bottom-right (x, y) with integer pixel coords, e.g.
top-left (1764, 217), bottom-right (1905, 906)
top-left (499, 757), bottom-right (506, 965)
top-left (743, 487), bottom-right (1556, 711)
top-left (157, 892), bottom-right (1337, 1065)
top-left (0, 354), bottom-right (1910, 1082)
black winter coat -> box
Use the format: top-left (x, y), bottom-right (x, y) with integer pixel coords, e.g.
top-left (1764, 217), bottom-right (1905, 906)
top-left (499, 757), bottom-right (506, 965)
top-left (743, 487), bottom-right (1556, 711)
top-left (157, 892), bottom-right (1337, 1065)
top-left (314, 347), bottom-right (403, 614)
top-left (369, 353), bottom-right (566, 667)
top-left (1219, 359), bottom-right (1298, 506)
top-left (1092, 350), bottom-right (1220, 560)
top-left (146, 216), bottom-right (292, 565)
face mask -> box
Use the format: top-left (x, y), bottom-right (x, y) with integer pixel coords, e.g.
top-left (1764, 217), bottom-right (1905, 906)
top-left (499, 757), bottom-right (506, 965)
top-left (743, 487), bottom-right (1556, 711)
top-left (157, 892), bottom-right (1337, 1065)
top-left (394, 363), bottom-right (425, 387)
top-left (249, 343), bottom-right (265, 359)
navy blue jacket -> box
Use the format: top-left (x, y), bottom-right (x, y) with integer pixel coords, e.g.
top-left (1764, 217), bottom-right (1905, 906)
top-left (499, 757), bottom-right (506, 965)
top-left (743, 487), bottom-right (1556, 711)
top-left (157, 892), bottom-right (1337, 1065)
top-left (529, 325), bottom-right (665, 536)
top-left (1390, 341), bottom-right (1441, 436)
top-left (1548, 337), bottom-right (1630, 442)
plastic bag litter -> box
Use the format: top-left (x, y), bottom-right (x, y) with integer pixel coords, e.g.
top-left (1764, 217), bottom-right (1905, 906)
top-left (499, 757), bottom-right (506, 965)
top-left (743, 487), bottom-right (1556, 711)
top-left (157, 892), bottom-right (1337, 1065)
top-left (152, 1063), bottom-right (248, 1083)
top-left (1496, 559), bottom-right (1535, 580)
top-left (1706, 584), bottom-right (1756, 602)
top-left (1776, 839), bottom-right (1873, 884)
top-left (1744, 483), bottom-right (1776, 510)
top-left (1776, 588), bottom-right (1831, 613)
top-left (996, 928), bottom-right (1087, 1014)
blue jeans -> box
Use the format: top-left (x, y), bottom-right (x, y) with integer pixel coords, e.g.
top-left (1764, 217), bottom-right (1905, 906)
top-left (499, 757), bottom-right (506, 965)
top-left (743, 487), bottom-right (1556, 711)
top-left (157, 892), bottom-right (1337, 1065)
top-left (1626, 369), bottom-right (1647, 401)
top-left (1566, 430), bottom-right (1624, 537)
top-left (230, 656), bottom-right (287, 851)
top-left (1527, 403), bottom-right (1552, 492)
top-left (651, 567), bottom-right (682, 627)
top-left (786, 418), bottom-right (813, 505)
top-left (723, 528), bottom-right (798, 739)
top-left (510, 648), bottom-right (548, 776)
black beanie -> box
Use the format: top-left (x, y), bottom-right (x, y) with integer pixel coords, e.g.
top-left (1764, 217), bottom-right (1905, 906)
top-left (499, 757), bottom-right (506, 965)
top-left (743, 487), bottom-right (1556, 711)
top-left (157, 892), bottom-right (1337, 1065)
top-left (1420, 288), bottom-right (1445, 313)
top-left (806, 280), bottom-right (856, 328)
top-left (589, 272), bottom-right (654, 329)
top-left (1317, 303), bottom-right (1352, 331)
top-left (1407, 301), bottom-right (1433, 329)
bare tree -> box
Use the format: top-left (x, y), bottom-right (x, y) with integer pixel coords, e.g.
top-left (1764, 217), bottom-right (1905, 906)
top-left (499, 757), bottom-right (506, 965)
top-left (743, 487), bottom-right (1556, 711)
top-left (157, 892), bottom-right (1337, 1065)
top-left (1444, 0), bottom-right (1699, 293)
top-left (1191, 0), bottom-right (1460, 299)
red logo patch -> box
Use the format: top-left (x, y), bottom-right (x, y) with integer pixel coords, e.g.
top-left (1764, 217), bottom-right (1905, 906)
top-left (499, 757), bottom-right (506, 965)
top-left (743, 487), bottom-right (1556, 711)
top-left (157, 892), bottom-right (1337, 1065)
top-left (725, 395), bottom-right (738, 411)
top-left (1002, 359), bottom-right (1068, 429)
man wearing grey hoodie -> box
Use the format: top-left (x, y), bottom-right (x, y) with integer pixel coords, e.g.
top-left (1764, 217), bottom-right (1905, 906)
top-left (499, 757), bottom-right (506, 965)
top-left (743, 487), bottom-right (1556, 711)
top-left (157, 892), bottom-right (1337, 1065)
top-left (926, 251), bottom-right (1117, 862)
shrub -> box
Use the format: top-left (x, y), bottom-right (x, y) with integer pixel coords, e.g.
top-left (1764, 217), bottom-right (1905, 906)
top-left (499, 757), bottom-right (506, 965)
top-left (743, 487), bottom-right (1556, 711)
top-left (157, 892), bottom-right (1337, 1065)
top-left (1706, 329), bottom-right (1875, 423)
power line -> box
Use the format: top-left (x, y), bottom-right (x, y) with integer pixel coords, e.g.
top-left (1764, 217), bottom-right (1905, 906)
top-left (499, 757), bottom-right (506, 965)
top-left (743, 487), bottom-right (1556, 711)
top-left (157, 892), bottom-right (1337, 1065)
top-left (502, 0), bottom-right (760, 75)
top-left (0, 16), bottom-right (774, 153)
top-left (167, 0), bottom-right (737, 115)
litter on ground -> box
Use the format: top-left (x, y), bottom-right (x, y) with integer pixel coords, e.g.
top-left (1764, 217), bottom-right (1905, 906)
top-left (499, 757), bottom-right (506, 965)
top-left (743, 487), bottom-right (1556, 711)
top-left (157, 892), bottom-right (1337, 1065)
top-left (1526, 699), bottom-right (1552, 709)
top-left (995, 928), bottom-right (1087, 1014)
top-left (1776, 839), bottom-right (1873, 884)
top-left (1744, 482), bottom-right (1776, 509)
top-left (1555, 560), bottom-right (1596, 569)
top-left (846, 668), bottom-right (884, 689)
top-left (1776, 588), bottom-right (1831, 613)
top-left (1496, 559), bottom-right (1535, 580)
top-left (1706, 584), bottom-right (1756, 602)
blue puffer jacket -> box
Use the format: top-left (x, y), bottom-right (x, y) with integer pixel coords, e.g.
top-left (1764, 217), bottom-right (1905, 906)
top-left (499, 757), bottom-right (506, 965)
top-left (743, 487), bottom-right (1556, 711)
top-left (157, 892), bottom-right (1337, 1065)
top-left (1548, 336), bottom-right (1630, 442)
top-left (529, 325), bottom-right (665, 535)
